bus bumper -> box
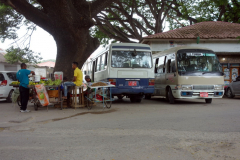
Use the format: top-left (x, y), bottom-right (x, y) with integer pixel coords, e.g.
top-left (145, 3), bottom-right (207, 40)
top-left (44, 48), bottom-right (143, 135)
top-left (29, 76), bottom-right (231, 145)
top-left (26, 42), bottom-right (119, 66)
top-left (111, 87), bottom-right (154, 95)
top-left (171, 89), bottom-right (224, 99)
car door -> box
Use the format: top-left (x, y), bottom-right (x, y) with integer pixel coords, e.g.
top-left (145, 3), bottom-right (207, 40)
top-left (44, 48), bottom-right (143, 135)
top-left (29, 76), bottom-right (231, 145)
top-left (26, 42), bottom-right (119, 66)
top-left (0, 73), bottom-right (4, 84)
top-left (232, 76), bottom-right (240, 95)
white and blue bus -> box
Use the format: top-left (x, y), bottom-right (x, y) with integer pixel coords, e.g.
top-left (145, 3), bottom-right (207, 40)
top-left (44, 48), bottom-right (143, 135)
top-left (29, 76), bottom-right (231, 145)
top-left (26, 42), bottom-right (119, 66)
top-left (82, 43), bottom-right (155, 103)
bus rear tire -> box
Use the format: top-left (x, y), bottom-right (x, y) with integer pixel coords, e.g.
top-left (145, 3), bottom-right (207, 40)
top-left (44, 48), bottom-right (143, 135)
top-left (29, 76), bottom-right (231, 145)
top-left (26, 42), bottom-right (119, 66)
top-left (205, 98), bottom-right (212, 104)
top-left (130, 96), bottom-right (142, 103)
top-left (168, 88), bottom-right (175, 104)
top-left (145, 95), bottom-right (151, 99)
top-left (117, 95), bottom-right (124, 100)
top-left (130, 97), bottom-right (136, 103)
top-left (136, 98), bottom-right (142, 103)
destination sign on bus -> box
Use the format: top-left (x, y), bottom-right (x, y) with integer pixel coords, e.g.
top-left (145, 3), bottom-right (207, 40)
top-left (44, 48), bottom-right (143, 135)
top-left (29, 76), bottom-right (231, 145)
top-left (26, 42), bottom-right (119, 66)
top-left (186, 53), bottom-right (216, 57)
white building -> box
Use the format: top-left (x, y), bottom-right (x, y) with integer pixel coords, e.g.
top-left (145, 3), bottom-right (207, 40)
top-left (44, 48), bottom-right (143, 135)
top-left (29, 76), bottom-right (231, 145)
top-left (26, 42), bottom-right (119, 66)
top-left (140, 21), bottom-right (240, 84)
top-left (0, 50), bottom-right (53, 78)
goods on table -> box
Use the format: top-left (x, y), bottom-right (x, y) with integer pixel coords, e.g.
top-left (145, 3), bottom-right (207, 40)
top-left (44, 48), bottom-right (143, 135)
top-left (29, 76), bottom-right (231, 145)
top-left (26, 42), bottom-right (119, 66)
top-left (39, 79), bottom-right (62, 86)
top-left (35, 84), bottom-right (49, 106)
top-left (91, 82), bottom-right (108, 87)
top-left (10, 81), bottom-right (20, 85)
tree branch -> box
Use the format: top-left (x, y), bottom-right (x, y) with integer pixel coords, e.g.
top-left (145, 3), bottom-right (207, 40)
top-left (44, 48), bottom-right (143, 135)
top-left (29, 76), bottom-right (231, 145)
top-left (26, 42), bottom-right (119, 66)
top-left (170, 0), bottom-right (198, 24)
top-left (0, 0), bottom-right (53, 33)
top-left (91, 0), bottom-right (120, 17)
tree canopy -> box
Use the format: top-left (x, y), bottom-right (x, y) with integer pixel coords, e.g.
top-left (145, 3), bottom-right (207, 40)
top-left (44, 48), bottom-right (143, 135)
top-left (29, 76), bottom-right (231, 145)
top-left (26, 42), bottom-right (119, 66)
top-left (0, 0), bottom-right (119, 78)
top-left (0, 0), bottom-right (239, 75)
top-left (92, 0), bottom-right (240, 44)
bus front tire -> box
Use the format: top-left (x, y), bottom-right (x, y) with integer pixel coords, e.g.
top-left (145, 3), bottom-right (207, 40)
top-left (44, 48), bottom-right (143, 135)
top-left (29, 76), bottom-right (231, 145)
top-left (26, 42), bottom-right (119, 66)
top-left (205, 98), bottom-right (212, 104)
top-left (168, 88), bottom-right (175, 104)
top-left (227, 88), bottom-right (235, 98)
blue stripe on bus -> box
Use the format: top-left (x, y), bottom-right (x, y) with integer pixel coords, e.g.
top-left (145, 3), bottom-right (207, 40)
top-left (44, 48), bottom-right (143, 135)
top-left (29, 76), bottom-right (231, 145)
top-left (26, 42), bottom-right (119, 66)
top-left (112, 46), bottom-right (151, 50)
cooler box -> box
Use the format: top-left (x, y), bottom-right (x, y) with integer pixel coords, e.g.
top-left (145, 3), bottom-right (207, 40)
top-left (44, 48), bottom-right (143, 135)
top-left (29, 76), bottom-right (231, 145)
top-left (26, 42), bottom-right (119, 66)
top-left (54, 71), bottom-right (63, 80)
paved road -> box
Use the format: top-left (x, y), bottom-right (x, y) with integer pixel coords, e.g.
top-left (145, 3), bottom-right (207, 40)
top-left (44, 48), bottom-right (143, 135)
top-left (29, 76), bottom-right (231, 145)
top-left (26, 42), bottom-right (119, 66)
top-left (0, 97), bottom-right (240, 160)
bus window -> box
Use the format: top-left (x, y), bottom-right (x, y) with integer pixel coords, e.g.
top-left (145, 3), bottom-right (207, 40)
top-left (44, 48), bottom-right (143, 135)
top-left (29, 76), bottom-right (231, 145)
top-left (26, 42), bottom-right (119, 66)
top-left (88, 62), bottom-right (92, 75)
top-left (158, 56), bottom-right (165, 73)
top-left (97, 56), bottom-right (102, 71)
top-left (155, 58), bottom-right (159, 73)
top-left (171, 61), bottom-right (176, 73)
top-left (166, 54), bottom-right (175, 73)
top-left (82, 63), bottom-right (87, 75)
top-left (101, 54), bottom-right (106, 70)
top-left (166, 59), bottom-right (171, 73)
top-left (95, 59), bottom-right (98, 72)
top-left (111, 51), bottom-right (152, 68)
top-left (105, 52), bottom-right (108, 69)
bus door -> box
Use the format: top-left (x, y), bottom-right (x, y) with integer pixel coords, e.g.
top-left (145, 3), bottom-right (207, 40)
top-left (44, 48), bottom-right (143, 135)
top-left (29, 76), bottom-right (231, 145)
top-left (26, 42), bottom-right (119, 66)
top-left (154, 58), bottom-right (160, 95)
top-left (159, 56), bottom-right (166, 96)
top-left (165, 54), bottom-right (177, 92)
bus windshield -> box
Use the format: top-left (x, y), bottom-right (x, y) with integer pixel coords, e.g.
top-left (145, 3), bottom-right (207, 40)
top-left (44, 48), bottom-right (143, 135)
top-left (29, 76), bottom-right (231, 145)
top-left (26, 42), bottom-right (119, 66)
top-left (111, 51), bottom-right (152, 68)
top-left (177, 52), bottom-right (222, 73)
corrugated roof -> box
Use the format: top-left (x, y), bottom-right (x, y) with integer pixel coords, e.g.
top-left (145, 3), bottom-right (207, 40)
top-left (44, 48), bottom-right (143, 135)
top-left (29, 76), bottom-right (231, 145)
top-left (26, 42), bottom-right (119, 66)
top-left (143, 21), bottom-right (240, 40)
top-left (37, 61), bottom-right (55, 68)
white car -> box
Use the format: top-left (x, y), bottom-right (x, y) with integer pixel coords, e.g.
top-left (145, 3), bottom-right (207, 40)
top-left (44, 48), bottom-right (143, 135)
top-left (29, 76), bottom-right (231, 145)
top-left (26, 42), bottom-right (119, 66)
top-left (0, 71), bottom-right (17, 102)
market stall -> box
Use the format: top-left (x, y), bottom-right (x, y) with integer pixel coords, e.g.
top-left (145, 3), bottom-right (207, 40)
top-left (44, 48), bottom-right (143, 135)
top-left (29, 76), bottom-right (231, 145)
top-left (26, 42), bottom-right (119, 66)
top-left (85, 82), bottom-right (115, 110)
top-left (10, 79), bottom-right (63, 111)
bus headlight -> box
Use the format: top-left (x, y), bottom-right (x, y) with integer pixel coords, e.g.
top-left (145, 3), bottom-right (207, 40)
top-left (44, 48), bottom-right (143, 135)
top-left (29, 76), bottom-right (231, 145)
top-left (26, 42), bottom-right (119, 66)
top-left (214, 85), bottom-right (224, 90)
top-left (182, 85), bottom-right (193, 90)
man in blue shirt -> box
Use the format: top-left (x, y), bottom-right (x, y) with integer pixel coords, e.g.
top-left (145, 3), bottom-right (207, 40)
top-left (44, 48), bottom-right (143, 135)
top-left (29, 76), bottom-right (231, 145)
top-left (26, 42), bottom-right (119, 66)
top-left (16, 63), bottom-right (35, 113)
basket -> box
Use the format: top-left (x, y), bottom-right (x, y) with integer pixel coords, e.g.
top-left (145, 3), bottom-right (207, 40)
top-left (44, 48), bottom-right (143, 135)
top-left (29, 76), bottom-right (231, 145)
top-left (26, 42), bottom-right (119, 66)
top-left (47, 90), bottom-right (59, 98)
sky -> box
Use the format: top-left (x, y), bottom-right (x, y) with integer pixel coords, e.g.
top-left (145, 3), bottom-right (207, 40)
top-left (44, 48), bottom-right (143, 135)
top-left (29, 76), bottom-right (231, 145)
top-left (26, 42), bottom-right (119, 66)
top-left (0, 26), bottom-right (57, 60)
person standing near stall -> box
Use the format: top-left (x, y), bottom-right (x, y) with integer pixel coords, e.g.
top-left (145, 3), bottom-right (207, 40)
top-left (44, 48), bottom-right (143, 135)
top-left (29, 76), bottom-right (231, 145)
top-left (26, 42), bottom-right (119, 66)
top-left (63, 62), bottom-right (83, 99)
top-left (17, 63), bottom-right (35, 113)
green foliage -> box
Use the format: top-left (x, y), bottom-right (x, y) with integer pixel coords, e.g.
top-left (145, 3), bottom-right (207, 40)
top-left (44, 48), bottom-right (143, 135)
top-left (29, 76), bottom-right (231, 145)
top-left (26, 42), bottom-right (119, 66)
top-left (0, 3), bottom-right (23, 42)
top-left (4, 46), bottom-right (42, 64)
top-left (167, 0), bottom-right (240, 29)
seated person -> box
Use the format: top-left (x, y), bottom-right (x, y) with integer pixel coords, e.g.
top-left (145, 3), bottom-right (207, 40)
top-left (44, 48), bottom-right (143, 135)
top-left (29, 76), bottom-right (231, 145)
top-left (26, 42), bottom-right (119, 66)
top-left (202, 63), bottom-right (209, 71)
top-left (85, 75), bottom-right (92, 83)
top-left (63, 62), bottom-right (83, 99)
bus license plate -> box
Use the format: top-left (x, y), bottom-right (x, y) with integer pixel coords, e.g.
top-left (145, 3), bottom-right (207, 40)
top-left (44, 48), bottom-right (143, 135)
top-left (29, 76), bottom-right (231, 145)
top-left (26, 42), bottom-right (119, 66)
top-left (128, 81), bottom-right (137, 86)
top-left (200, 92), bottom-right (208, 97)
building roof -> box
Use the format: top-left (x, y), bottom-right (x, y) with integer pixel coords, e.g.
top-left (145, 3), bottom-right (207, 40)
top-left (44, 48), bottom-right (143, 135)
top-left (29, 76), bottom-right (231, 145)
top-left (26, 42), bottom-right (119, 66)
top-left (142, 21), bottom-right (240, 41)
top-left (37, 61), bottom-right (55, 68)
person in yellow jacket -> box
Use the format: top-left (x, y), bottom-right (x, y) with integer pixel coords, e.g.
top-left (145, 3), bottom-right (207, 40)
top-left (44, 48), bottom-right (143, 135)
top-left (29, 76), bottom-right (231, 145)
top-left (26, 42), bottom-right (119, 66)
top-left (63, 62), bottom-right (83, 98)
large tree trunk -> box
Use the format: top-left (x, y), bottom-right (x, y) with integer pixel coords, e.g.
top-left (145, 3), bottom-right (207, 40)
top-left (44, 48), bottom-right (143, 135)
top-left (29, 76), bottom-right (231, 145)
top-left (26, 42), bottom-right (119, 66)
top-left (53, 28), bottom-right (100, 80)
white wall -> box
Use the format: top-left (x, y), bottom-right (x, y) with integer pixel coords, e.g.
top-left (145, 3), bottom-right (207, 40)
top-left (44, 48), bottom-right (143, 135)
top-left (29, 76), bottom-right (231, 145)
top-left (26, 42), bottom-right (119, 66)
top-left (4, 65), bottom-right (17, 71)
top-left (149, 40), bottom-right (240, 53)
top-left (35, 68), bottom-right (46, 77)
top-left (0, 63), bottom-right (4, 71)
